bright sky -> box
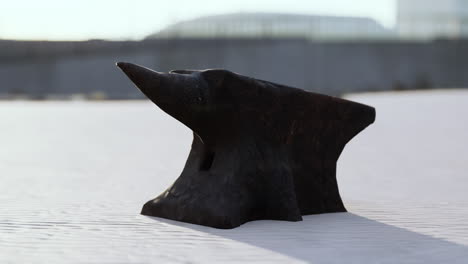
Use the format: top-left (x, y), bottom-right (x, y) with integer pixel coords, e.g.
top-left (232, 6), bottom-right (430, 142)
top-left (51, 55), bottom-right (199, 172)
top-left (0, 0), bottom-right (396, 41)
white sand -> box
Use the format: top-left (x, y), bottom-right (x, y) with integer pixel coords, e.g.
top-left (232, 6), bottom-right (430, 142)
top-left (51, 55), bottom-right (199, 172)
top-left (0, 90), bottom-right (467, 263)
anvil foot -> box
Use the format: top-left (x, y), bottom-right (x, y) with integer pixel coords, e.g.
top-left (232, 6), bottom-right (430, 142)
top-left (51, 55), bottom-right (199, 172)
top-left (141, 164), bottom-right (304, 229)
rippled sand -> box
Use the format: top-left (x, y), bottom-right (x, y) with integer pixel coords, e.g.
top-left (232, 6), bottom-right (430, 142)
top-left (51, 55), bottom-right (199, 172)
top-left (1, 90), bottom-right (467, 263)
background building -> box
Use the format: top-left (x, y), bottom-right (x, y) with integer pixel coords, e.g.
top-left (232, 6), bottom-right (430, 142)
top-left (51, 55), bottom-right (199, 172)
top-left (147, 13), bottom-right (393, 40)
top-left (1, 38), bottom-right (468, 100)
top-left (397, 0), bottom-right (468, 39)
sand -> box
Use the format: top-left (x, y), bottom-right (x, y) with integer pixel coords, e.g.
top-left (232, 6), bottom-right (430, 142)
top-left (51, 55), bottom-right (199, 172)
top-left (0, 90), bottom-right (467, 263)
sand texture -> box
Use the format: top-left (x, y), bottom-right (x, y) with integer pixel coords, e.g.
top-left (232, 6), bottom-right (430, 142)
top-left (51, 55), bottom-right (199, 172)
top-left (1, 90), bottom-right (467, 263)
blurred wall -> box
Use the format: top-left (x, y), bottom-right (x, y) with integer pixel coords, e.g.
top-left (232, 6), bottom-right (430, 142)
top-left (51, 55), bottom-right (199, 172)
top-left (0, 38), bottom-right (467, 99)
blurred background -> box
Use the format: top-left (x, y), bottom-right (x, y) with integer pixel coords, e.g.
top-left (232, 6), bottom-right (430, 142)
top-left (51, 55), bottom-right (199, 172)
top-left (1, 0), bottom-right (467, 99)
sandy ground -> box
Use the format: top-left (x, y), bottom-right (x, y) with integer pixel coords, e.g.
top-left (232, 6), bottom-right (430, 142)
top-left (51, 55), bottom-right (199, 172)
top-left (0, 90), bottom-right (467, 263)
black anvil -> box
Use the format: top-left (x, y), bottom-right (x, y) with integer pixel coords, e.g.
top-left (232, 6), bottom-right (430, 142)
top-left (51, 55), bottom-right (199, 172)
top-left (117, 62), bottom-right (375, 229)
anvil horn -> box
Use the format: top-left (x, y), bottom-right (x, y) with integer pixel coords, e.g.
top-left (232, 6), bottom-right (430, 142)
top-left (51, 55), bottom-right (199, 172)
top-left (117, 62), bottom-right (203, 131)
top-left (116, 62), bottom-right (164, 99)
top-left (117, 62), bottom-right (376, 229)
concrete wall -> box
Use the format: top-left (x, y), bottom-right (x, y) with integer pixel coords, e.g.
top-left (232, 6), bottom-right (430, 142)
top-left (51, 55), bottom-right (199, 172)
top-left (0, 39), bottom-right (467, 99)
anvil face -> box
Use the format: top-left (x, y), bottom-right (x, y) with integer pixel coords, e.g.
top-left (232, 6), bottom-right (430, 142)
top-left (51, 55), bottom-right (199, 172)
top-left (117, 62), bottom-right (376, 229)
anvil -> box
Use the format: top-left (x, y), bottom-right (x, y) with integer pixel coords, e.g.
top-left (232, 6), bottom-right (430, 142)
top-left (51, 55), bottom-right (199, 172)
top-left (117, 62), bottom-right (375, 229)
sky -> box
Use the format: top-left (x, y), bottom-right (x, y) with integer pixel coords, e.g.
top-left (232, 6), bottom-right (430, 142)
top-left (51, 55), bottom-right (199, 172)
top-left (0, 0), bottom-right (396, 41)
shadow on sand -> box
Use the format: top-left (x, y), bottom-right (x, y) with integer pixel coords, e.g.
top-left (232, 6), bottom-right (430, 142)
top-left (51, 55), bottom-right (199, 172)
top-left (146, 212), bottom-right (468, 263)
